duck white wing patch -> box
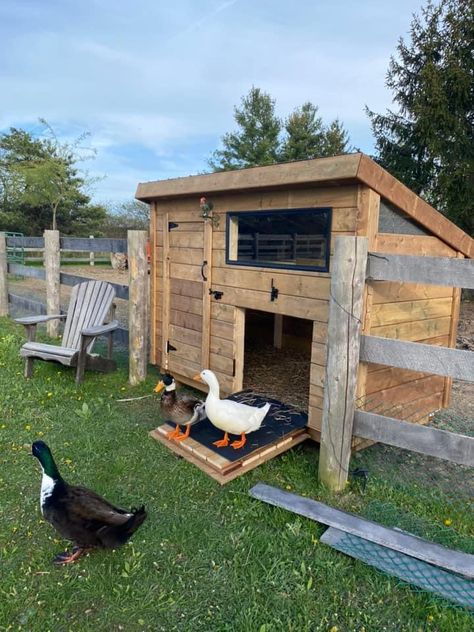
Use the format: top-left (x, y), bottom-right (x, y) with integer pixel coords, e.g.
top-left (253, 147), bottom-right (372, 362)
top-left (40, 472), bottom-right (55, 514)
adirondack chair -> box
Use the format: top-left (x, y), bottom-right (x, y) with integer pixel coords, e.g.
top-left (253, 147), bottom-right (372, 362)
top-left (15, 280), bottom-right (119, 384)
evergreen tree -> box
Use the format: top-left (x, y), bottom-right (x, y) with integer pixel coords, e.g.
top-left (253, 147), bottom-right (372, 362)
top-left (0, 122), bottom-right (106, 235)
top-left (280, 105), bottom-right (349, 161)
top-left (209, 87), bottom-right (281, 171)
top-left (367, 0), bottom-right (473, 234)
top-left (280, 102), bottom-right (325, 161)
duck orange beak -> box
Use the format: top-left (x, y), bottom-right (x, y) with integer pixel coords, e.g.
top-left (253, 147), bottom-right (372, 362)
top-left (193, 373), bottom-right (203, 382)
top-left (154, 380), bottom-right (165, 393)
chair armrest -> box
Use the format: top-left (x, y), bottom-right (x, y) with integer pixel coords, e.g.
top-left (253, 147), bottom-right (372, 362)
top-left (81, 320), bottom-right (119, 337)
top-left (15, 314), bottom-right (66, 326)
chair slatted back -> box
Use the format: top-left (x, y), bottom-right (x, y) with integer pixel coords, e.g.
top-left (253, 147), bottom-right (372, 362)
top-left (62, 281), bottom-right (116, 351)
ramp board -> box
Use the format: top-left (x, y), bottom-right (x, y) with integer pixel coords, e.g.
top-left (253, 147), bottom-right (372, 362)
top-left (150, 390), bottom-right (309, 484)
top-left (321, 527), bottom-right (474, 610)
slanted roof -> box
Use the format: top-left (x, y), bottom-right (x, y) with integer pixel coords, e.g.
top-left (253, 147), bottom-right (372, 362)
top-left (136, 153), bottom-right (473, 258)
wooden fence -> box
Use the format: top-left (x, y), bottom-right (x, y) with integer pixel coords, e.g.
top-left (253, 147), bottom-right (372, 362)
top-left (0, 230), bottom-right (148, 384)
top-left (319, 236), bottom-right (474, 491)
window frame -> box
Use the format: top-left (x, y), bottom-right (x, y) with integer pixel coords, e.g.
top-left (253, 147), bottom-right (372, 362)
top-left (225, 207), bottom-right (332, 273)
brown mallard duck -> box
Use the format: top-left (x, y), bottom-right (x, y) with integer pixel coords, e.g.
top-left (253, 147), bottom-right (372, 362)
top-left (31, 441), bottom-right (146, 565)
top-left (154, 373), bottom-right (206, 441)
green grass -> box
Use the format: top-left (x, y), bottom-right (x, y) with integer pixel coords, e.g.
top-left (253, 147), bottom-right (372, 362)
top-left (0, 316), bottom-right (472, 632)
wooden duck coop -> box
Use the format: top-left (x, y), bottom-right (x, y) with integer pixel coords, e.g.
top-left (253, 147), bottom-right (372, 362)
top-left (136, 153), bottom-right (473, 482)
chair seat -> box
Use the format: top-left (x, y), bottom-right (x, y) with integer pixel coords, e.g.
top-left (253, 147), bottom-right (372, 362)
top-left (21, 342), bottom-right (78, 366)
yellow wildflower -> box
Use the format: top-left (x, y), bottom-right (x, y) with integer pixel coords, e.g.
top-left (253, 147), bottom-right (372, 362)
top-left (444, 519), bottom-right (452, 527)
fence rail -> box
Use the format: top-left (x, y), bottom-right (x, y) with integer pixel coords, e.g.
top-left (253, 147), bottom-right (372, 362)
top-left (6, 235), bottom-right (127, 253)
top-left (319, 236), bottom-right (474, 491)
top-left (1, 230), bottom-right (147, 383)
top-left (367, 252), bottom-right (474, 288)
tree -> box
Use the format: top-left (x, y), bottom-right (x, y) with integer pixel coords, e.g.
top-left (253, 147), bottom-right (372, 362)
top-left (102, 200), bottom-right (150, 237)
top-left (0, 121), bottom-right (107, 235)
top-left (280, 104), bottom-right (349, 161)
top-left (367, 0), bottom-right (473, 234)
top-left (209, 87), bottom-right (281, 171)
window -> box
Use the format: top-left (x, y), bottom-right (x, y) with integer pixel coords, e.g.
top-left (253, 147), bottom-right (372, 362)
top-left (226, 207), bottom-right (331, 272)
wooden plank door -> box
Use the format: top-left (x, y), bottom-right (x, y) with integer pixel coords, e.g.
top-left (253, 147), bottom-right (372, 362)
top-left (161, 214), bottom-right (212, 380)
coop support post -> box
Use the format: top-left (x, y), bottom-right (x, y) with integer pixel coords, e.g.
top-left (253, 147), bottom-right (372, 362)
top-left (318, 236), bottom-right (368, 491)
top-left (128, 230), bottom-right (148, 385)
top-left (0, 232), bottom-right (8, 316)
top-left (44, 230), bottom-right (61, 337)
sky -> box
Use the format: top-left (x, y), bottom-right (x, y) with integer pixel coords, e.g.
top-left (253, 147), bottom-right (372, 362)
top-left (0, 0), bottom-right (426, 205)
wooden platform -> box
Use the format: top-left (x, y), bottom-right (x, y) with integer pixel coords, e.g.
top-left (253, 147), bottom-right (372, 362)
top-left (149, 391), bottom-right (310, 483)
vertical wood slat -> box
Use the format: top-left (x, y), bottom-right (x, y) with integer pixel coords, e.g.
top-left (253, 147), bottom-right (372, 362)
top-left (318, 236), bottom-right (369, 491)
top-left (161, 212), bottom-right (171, 370)
top-left (201, 219), bottom-right (213, 368)
top-left (149, 202), bottom-right (158, 365)
top-left (44, 230), bottom-right (61, 337)
top-left (0, 232), bottom-right (8, 316)
top-left (443, 251), bottom-right (464, 407)
top-left (128, 230), bottom-right (149, 385)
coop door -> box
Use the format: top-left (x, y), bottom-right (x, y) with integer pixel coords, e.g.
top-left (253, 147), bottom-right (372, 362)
top-left (162, 217), bottom-right (212, 380)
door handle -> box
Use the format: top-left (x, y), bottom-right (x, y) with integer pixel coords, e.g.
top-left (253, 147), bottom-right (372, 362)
top-left (201, 260), bottom-right (208, 281)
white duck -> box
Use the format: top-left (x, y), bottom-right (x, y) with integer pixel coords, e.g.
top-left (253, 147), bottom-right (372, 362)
top-left (194, 370), bottom-right (271, 449)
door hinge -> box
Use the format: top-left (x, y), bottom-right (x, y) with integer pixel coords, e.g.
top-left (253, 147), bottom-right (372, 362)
top-left (168, 222), bottom-right (179, 231)
top-left (167, 341), bottom-right (177, 352)
top-left (232, 359), bottom-right (236, 377)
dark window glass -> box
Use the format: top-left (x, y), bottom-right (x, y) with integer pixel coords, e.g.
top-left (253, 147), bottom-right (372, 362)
top-left (226, 208), bottom-right (331, 272)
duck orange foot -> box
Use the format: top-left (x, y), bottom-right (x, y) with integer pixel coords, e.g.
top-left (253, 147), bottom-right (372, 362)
top-left (53, 546), bottom-right (91, 565)
top-left (167, 425), bottom-right (181, 440)
top-left (213, 432), bottom-right (229, 448)
top-left (231, 433), bottom-right (247, 450)
top-left (174, 425), bottom-right (191, 442)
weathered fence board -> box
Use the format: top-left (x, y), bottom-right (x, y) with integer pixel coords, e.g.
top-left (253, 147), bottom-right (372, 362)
top-left (128, 230), bottom-right (148, 384)
top-left (6, 236), bottom-right (127, 253)
top-left (367, 253), bottom-right (474, 289)
top-left (353, 410), bottom-right (474, 467)
top-left (319, 236), bottom-right (368, 491)
top-left (249, 483), bottom-right (474, 578)
top-left (360, 335), bottom-right (474, 381)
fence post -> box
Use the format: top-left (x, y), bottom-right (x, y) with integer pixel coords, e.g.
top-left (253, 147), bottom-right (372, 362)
top-left (89, 235), bottom-right (95, 266)
top-left (128, 230), bottom-right (148, 385)
top-left (44, 230), bottom-right (61, 337)
top-left (318, 236), bottom-right (368, 491)
top-left (0, 232), bottom-right (8, 316)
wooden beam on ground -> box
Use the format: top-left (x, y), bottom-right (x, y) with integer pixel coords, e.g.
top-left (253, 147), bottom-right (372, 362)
top-left (0, 233), bottom-right (8, 316)
top-left (318, 236), bottom-right (368, 491)
top-left (128, 230), bottom-right (148, 385)
top-left (367, 252), bottom-right (474, 289)
top-left (353, 410), bottom-right (474, 467)
top-left (44, 230), bottom-right (60, 338)
top-left (360, 335), bottom-right (474, 381)
top-left (249, 483), bottom-right (474, 578)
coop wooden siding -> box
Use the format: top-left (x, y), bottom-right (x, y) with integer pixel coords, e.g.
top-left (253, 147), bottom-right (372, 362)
top-left (360, 232), bottom-right (459, 428)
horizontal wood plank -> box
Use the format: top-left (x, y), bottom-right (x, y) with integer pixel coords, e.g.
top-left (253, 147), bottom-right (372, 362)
top-left (361, 335), bottom-right (474, 381)
top-left (371, 281), bottom-right (453, 304)
top-left (374, 234), bottom-right (457, 257)
top-left (353, 410), bottom-right (474, 468)
top-left (371, 316), bottom-right (451, 341)
top-left (249, 483), bottom-right (474, 577)
top-left (367, 253), bottom-right (474, 289)
top-left (370, 297), bottom-right (452, 326)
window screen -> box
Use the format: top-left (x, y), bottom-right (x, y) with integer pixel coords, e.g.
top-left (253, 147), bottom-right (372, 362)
top-left (226, 208), bottom-right (331, 272)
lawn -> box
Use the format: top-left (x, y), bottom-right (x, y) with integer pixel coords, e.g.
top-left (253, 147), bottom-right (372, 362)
top-left (0, 316), bottom-right (472, 632)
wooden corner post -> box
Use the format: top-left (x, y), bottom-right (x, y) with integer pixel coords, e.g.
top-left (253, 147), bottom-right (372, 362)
top-left (318, 236), bottom-right (368, 491)
top-left (0, 232), bottom-right (8, 316)
top-left (44, 230), bottom-right (61, 337)
top-left (128, 230), bottom-right (148, 385)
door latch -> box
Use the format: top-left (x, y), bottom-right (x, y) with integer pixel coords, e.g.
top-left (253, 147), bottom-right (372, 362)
top-left (270, 278), bottom-right (279, 301)
top-left (209, 289), bottom-right (223, 300)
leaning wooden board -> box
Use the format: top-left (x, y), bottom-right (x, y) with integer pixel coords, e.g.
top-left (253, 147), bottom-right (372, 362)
top-left (249, 483), bottom-right (474, 578)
